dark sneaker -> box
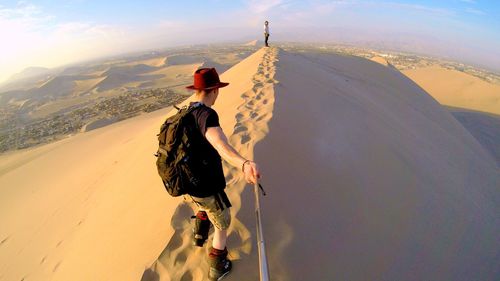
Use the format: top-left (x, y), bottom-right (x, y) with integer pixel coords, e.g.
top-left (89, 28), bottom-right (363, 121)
top-left (192, 211), bottom-right (210, 247)
top-left (208, 247), bottom-right (232, 281)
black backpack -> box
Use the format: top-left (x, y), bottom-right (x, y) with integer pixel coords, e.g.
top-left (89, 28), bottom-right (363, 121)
top-left (155, 104), bottom-right (205, 196)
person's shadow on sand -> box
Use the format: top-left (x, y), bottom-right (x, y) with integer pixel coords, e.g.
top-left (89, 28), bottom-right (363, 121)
top-left (140, 268), bottom-right (159, 281)
top-left (141, 202), bottom-right (204, 281)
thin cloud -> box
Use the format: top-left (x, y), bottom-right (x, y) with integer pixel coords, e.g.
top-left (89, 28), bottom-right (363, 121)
top-left (54, 22), bottom-right (121, 38)
top-left (272, 1), bottom-right (455, 27)
top-left (0, 1), bottom-right (41, 17)
top-left (312, 0), bottom-right (356, 14)
top-left (460, 0), bottom-right (477, 4)
top-left (247, 0), bottom-right (285, 13)
top-left (382, 2), bottom-right (455, 17)
top-left (465, 8), bottom-right (486, 15)
top-left (284, 1), bottom-right (456, 21)
top-left (0, 2), bottom-right (127, 83)
top-left (157, 20), bottom-right (185, 29)
top-left (0, 1), bottom-right (53, 31)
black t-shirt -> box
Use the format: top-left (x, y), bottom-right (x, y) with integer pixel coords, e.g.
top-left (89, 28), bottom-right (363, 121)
top-left (188, 103), bottom-right (227, 197)
top-left (190, 103), bottom-right (220, 136)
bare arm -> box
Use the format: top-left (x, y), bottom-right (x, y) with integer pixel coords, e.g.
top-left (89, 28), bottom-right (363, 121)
top-left (205, 126), bottom-right (261, 183)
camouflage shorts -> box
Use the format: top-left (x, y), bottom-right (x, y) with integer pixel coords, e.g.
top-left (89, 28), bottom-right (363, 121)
top-left (185, 193), bottom-right (231, 230)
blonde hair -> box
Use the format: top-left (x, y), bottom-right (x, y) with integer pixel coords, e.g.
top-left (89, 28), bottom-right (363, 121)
top-left (195, 89), bottom-right (216, 96)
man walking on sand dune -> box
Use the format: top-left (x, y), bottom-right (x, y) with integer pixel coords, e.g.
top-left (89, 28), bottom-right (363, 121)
top-left (184, 68), bottom-right (261, 280)
top-left (264, 21), bottom-right (270, 47)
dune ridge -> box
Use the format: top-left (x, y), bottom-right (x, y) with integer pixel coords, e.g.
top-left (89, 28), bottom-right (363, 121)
top-left (144, 47), bottom-right (279, 280)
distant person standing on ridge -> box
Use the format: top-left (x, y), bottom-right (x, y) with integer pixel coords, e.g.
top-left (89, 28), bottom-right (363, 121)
top-left (264, 20), bottom-right (270, 47)
top-left (185, 68), bottom-right (261, 280)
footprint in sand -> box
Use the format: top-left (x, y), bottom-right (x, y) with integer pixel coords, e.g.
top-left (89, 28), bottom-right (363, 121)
top-left (240, 134), bottom-right (251, 144)
top-left (233, 125), bottom-right (248, 134)
top-left (40, 256), bottom-right (47, 265)
top-left (175, 249), bottom-right (188, 266)
top-left (224, 172), bottom-right (240, 186)
top-left (252, 84), bottom-right (263, 92)
top-left (179, 271), bottom-right (193, 281)
top-left (0, 236), bottom-right (9, 246)
top-left (53, 261), bottom-right (61, 272)
top-left (140, 268), bottom-right (159, 281)
top-left (255, 115), bottom-right (267, 122)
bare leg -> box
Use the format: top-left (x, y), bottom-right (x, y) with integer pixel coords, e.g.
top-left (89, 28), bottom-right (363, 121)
top-left (212, 228), bottom-right (227, 250)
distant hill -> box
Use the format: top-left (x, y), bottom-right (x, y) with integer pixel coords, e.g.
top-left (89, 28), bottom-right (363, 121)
top-left (8, 67), bottom-right (51, 82)
top-left (0, 44), bottom-right (259, 153)
top-left (0, 67), bottom-right (54, 93)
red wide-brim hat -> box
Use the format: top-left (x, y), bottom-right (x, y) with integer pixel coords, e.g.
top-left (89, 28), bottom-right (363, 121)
top-left (186, 68), bottom-right (229, 90)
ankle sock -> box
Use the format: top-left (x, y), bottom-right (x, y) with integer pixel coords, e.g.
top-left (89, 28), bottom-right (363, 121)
top-left (209, 247), bottom-right (227, 257)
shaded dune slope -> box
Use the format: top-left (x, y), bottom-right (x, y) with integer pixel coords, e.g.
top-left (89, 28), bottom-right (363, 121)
top-left (148, 49), bottom-right (499, 281)
top-left (257, 52), bottom-right (499, 280)
top-left (447, 107), bottom-right (500, 167)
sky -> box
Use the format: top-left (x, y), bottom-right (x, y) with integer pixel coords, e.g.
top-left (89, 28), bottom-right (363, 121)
top-left (1, 0), bottom-right (499, 83)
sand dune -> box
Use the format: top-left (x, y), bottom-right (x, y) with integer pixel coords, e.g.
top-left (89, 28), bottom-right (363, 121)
top-left (96, 73), bottom-right (164, 92)
top-left (370, 56), bottom-right (390, 66)
top-left (147, 49), bottom-right (498, 280)
top-left (121, 57), bottom-right (168, 68)
top-left (142, 63), bottom-right (202, 89)
top-left (243, 40), bottom-right (258, 46)
top-left (95, 64), bottom-right (164, 91)
top-left (1, 74), bottom-right (101, 108)
top-left (7, 67), bottom-right (50, 83)
top-left (250, 51), bottom-right (499, 280)
top-left (0, 47), bottom-right (498, 281)
top-left (73, 76), bottom-right (106, 95)
top-left (165, 55), bottom-right (203, 66)
top-left (36, 76), bottom-right (80, 98)
top-left (403, 65), bottom-right (500, 115)
top-left (0, 108), bottom-right (177, 281)
top-left (102, 64), bottom-right (159, 77)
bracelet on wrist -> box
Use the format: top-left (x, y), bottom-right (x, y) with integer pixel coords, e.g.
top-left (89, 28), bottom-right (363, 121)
top-left (242, 160), bottom-right (251, 172)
